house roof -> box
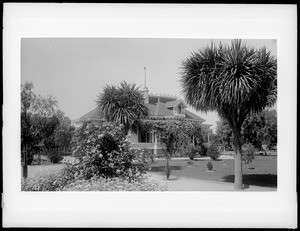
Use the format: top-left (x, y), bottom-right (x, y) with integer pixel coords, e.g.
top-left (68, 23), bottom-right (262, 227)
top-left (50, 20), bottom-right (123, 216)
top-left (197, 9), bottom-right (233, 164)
top-left (74, 104), bottom-right (206, 123)
top-left (74, 95), bottom-right (207, 124)
top-left (164, 99), bottom-right (187, 109)
top-left (183, 109), bottom-right (205, 122)
top-left (73, 106), bottom-right (104, 123)
top-left (147, 102), bottom-right (173, 116)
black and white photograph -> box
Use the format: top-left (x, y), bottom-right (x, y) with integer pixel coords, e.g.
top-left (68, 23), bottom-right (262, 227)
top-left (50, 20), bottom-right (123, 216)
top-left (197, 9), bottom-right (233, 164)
top-left (20, 38), bottom-right (278, 192)
top-left (3, 3), bottom-right (297, 228)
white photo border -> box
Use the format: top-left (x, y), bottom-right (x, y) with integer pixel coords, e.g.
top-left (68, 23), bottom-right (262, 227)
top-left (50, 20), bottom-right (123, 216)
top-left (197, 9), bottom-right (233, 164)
top-left (3, 3), bottom-right (297, 228)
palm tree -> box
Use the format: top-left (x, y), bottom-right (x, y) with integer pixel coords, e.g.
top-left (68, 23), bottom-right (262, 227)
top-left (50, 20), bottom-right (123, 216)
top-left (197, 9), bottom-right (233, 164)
top-left (181, 40), bottom-right (277, 190)
top-left (97, 81), bottom-right (149, 134)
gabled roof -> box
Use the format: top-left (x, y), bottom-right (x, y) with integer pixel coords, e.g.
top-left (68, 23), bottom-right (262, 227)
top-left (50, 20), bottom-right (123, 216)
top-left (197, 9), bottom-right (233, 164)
top-left (183, 109), bottom-right (205, 122)
top-left (73, 106), bottom-right (104, 123)
top-left (74, 105), bottom-right (206, 123)
top-left (150, 102), bottom-right (173, 116)
top-left (164, 99), bottom-right (187, 109)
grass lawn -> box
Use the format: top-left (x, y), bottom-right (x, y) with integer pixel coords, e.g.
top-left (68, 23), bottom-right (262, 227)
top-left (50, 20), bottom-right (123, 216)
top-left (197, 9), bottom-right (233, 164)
top-left (147, 156), bottom-right (277, 188)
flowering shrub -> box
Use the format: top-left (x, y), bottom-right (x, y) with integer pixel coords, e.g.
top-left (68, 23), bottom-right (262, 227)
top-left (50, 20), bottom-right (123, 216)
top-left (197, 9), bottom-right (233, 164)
top-left (61, 176), bottom-right (167, 191)
top-left (130, 146), bottom-right (153, 169)
top-left (21, 164), bottom-right (76, 191)
top-left (242, 143), bottom-right (256, 164)
top-left (71, 121), bottom-right (145, 181)
top-left (207, 161), bottom-right (213, 171)
top-left (206, 143), bottom-right (221, 161)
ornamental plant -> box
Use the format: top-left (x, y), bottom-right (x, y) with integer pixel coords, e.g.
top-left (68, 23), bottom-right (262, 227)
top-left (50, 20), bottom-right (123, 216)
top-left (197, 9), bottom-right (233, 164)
top-left (207, 161), bottom-right (213, 171)
top-left (242, 142), bottom-right (256, 165)
top-left (186, 144), bottom-right (197, 160)
top-left (61, 176), bottom-right (167, 191)
top-left (207, 143), bottom-right (221, 161)
top-left (21, 164), bottom-right (77, 191)
top-left (71, 121), bottom-right (145, 181)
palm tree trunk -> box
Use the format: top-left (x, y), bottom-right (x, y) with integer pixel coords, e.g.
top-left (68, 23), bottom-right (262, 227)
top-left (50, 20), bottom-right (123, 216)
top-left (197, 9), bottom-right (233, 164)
top-left (233, 128), bottom-right (243, 190)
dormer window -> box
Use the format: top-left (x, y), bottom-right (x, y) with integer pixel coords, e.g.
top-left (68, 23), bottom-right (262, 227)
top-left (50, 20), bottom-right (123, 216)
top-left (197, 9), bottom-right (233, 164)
top-left (178, 105), bottom-right (182, 114)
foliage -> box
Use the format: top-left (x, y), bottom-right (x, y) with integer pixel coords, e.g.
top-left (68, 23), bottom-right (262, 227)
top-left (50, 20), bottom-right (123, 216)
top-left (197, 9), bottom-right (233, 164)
top-left (142, 120), bottom-right (205, 179)
top-left (181, 40), bottom-right (277, 115)
top-left (21, 82), bottom-right (39, 165)
top-left (21, 164), bottom-right (77, 191)
top-left (143, 120), bottom-right (203, 159)
top-left (45, 149), bottom-right (64, 164)
top-left (242, 109), bottom-right (277, 149)
top-left (216, 109), bottom-right (277, 150)
top-left (186, 144), bottom-right (197, 160)
top-left (207, 161), bottom-right (213, 171)
top-left (206, 143), bottom-right (221, 161)
top-left (180, 39), bottom-right (277, 189)
top-left (130, 147), bottom-right (153, 169)
top-left (21, 82), bottom-right (75, 165)
top-left (61, 176), bottom-right (167, 191)
top-left (242, 143), bottom-right (256, 164)
top-left (215, 118), bottom-right (233, 150)
top-left (97, 81), bottom-right (149, 133)
top-left (185, 144), bottom-right (206, 160)
top-left (53, 110), bottom-right (75, 152)
top-left (71, 121), bottom-right (145, 181)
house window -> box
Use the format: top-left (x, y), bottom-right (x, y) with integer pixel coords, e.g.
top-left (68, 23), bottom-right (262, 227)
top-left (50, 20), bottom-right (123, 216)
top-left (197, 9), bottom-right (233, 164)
top-left (138, 130), bottom-right (152, 143)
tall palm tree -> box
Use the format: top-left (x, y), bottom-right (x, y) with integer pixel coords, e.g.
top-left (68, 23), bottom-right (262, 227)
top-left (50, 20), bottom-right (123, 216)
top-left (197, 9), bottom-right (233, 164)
top-left (181, 40), bottom-right (277, 190)
top-left (97, 81), bottom-right (149, 134)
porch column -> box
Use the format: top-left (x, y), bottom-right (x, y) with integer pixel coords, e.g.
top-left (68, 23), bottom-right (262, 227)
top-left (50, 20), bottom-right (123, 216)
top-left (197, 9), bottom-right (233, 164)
top-left (154, 132), bottom-right (158, 156)
top-left (207, 131), bottom-right (210, 144)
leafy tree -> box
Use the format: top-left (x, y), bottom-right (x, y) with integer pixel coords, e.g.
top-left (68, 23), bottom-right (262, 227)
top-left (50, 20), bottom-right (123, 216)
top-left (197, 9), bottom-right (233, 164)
top-left (97, 81), bottom-right (149, 134)
top-left (21, 82), bottom-right (37, 167)
top-left (54, 110), bottom-right (75, 152)
top-left (21, 82), bottom-right (74, 166)
top-left (242, 109), bottom-right (277, 150)
top-left (216, 118), bottom-right (233, 150)
top-left (216, 109), bottom-right (277, 151)
top-left (181, 40), bottom-right (277, 189)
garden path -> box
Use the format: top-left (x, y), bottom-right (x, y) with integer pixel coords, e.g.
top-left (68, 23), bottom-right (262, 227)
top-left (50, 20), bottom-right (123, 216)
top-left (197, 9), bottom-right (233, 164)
top-left (146, 172), bottom-right (276, 191)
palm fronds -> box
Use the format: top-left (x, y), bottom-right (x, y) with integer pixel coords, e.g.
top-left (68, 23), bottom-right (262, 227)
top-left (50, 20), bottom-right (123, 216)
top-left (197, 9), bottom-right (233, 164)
top-left (97, 81), bottom-right (149, 133)
top-left (181, 39), bottom-right (277, 126)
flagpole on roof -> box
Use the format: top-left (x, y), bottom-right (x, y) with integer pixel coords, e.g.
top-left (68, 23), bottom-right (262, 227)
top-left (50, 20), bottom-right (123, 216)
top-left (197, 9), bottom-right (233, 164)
top-left (144, 67), bottom-right (147, 89)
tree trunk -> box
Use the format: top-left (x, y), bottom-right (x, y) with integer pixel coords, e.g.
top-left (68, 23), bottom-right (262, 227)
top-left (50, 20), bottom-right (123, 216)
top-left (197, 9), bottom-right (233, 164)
top-left (233, 129), bottom-right (243, 190)
top-left (22, 147), bottom-right (28, 179)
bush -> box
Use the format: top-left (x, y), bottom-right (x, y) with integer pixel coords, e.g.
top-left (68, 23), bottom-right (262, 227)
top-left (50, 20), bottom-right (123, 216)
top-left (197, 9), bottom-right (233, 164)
top-left (185, 144), bottom-right (196, 160)
top-left (21, 164), bottom-right (77, 191)
top-left (62, 176), bottom-right (167, 191)
top-left (46, 148), bottom-right (64, 164)
top-left (71, 121), bottom-right (145, 181)
top-left (206, 143), bottom-right (221, 160)
top-left (207, 161), bottom-right (213, 171)
top-left (242, 143), bottom-right (256, 164)
top-left (130, 147), bottom-right (153, 170)
top-left (197, 144), bottom-right (207, 157)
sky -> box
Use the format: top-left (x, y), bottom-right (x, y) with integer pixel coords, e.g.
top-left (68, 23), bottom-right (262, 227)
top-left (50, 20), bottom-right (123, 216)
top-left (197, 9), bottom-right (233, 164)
top-left (21, 38), bottom-right (277, 132)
